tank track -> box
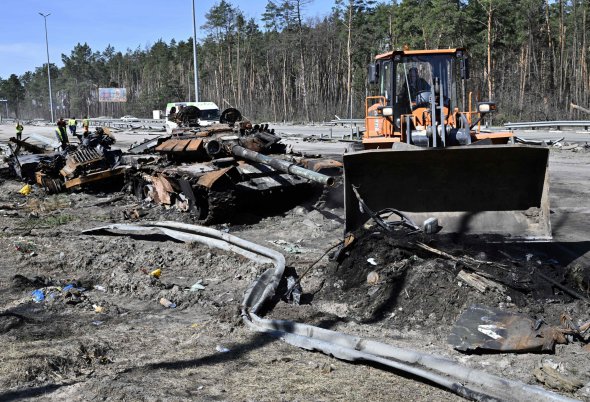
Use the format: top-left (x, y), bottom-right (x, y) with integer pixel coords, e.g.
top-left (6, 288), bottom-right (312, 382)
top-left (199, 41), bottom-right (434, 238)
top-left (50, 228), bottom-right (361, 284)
top-left (192, 188), bottom-right (237, 225)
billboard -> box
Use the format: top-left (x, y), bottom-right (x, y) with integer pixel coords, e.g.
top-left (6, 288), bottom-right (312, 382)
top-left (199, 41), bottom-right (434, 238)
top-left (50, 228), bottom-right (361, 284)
top-left (98, 88), bottom-right (127, 102)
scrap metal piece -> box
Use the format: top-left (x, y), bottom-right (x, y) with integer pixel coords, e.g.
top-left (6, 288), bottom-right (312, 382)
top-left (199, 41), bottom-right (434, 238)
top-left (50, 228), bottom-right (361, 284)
top-left (63, 167), bottom-right (127, 189)
top-left (13, 153), bottom-right (59, 181)
top-left (171, 139), bottom-right (192, 152)
top-left (9, 137), bottom-right (47, 154)
top-left (60, 148), bottom-right (104, 178)
top-left (155, 139), bottom-right (180, 152)
top-left (155, 138), bottom-right (204, 154)
top-left (301, 158), bottom-right (343, 175)
top-left (197, 166), bottom-right (234, 189)
top-left (185, 138), bottom-right (203, 152)
top-left (177, 178), bottom-right (200, 216)
top-left (128, 136), bottom-right (166, 154)
top-left (448, 304), bottom-right (567, 353)
top-left (147, 175), bottom-right (175, 205)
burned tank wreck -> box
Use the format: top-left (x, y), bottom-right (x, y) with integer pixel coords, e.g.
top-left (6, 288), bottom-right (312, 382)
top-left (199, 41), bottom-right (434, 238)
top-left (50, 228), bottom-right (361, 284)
top-left (126, 107), bottom-right (341, 223)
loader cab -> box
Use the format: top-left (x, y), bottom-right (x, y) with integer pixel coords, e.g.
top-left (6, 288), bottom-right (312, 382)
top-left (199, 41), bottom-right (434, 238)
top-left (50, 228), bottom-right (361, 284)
top-left (365, 48), bottom-right (471, 148)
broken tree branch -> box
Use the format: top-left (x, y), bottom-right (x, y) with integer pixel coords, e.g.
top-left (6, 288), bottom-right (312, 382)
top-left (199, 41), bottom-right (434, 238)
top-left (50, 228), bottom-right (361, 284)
top-left (570, 102), bottom-right (590, 115)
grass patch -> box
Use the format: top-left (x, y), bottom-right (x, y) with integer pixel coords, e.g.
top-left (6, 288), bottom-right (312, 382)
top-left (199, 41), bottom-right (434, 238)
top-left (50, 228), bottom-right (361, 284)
top-left (22, 214), bottom-right (77, 229)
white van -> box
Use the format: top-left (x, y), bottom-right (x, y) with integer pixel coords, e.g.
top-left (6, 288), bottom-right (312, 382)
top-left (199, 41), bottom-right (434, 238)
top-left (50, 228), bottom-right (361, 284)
top-left (165, 101), bottom-right (220, 134)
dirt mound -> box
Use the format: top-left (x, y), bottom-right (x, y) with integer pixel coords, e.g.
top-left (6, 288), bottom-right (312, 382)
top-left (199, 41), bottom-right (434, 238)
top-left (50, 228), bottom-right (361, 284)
top-left (315, 227), bottom-right (589, 331)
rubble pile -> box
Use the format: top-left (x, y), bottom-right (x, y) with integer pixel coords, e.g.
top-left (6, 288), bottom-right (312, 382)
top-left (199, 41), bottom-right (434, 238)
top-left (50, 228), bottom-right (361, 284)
top-left (317, 227), bottom-right (590, 348)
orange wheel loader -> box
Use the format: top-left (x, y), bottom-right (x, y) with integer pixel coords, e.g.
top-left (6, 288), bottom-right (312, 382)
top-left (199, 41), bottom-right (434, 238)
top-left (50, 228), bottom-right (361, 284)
top-left (344, 48), bottom-right (550, 240)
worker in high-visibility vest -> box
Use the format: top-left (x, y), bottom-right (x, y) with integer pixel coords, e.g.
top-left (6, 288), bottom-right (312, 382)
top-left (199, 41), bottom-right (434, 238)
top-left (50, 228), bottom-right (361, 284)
top-left (15, 121), bottom-right (23, 140)
top-left (82, 116), bottom-right (90, 137)
top-left (68, 116), bottom-right (81, 142)
top-left (56, 118), bottom-right (69, 149)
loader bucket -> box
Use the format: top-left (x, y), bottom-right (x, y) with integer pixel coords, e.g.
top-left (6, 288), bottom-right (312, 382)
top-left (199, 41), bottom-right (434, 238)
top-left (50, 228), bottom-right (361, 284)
top-left (343, 144), bottom-right (551, 240)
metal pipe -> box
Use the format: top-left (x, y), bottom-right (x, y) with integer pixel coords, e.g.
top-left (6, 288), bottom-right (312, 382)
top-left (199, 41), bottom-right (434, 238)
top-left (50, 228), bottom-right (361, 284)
top-left (191, 0), bottom-right (199, 102)
top-left (39, 13), bottom-right (54, 123)
top-left (231, 145), bottom-right (334, 186)
top-left (439, 65), bottom-right (446, 147)
top-left (430, 77), bottom-right (437, 147)
top-left (405, 115), bottom-right (411, 144)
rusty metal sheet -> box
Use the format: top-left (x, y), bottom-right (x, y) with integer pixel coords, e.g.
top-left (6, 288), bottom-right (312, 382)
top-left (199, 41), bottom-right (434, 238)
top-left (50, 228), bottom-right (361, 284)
top-left (155, 139), bottom-right (181, 152)
top-left (448, 304), bottom-right (566, 353)
top-left (64, 167), bottom-right (127, 189)
top-left (197, 166), bottom-right (233, 189)
top-left (171, 139), bottom-right (192, 152)
top-left (155, 138), bottom-right (204, 153)
top-left (302, 158), bottom-right (343, 173)
top-left (150, 175), bottom-right (175, 205)
top-left (185, 139), bottom-right (203, 152)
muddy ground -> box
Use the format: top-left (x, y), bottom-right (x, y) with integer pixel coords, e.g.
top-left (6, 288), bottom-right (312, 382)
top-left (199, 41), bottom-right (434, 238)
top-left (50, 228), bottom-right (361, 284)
top-left (0, 123), bottom-right (589, 401)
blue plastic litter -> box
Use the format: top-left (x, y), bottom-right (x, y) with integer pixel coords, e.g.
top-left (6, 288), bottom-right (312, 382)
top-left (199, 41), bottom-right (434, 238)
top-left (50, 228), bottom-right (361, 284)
top-left (32, 289), bottom-right (45, 303)
top-left (62, 284), bottom-right (74, 292)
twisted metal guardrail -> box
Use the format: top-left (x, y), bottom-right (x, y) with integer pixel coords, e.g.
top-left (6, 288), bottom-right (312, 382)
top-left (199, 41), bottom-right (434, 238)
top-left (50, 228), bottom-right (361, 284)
top-left (85, 221), bottom-right (577, 402)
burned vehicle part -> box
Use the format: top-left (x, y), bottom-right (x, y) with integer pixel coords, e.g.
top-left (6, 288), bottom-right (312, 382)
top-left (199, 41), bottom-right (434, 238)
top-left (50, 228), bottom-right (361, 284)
top-left (129, 110), bottom-right (340, 224)
top-left (165, 101), bottom-right (221, 134)
top-left (10, 128), bottom-right (127, 193)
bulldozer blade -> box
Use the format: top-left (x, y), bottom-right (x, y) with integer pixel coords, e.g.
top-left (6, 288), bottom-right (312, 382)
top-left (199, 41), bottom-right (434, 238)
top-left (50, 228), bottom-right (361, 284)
top-left (343, 144), bottom-right (551, 240)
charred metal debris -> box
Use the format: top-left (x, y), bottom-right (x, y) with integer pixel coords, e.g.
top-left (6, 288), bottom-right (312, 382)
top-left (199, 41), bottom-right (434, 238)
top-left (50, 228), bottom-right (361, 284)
top-left (5, 108), bottom-right (342, 224)
top-left (8, 128), bottom-right (122, 194)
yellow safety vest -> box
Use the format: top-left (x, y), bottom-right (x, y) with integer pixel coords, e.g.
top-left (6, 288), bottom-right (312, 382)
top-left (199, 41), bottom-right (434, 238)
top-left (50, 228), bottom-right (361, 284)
top-left (16, 124), bottom-right (23, 132)
top-left (68, 119), bottom-right (77, 126)
top-left (82, 119), bottom-right (89, 127)
top-left (56, 128), bottom-right (65, 141)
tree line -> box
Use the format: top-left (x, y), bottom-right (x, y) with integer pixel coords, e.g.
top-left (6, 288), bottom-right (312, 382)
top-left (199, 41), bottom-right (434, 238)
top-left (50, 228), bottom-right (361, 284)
top-left (1, 0), bottom-right (588, 123)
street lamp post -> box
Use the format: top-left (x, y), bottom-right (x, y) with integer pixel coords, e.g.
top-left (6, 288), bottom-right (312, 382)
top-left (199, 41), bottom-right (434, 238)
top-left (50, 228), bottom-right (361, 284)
top-left (191, 0), bottom-right (199, 102)
top-left (39, 12), bottom-right (55, 123)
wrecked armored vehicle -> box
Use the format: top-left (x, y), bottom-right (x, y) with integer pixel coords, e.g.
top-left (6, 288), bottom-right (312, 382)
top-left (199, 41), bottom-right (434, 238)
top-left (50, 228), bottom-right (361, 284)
top-left (126, 107), bottom-right (342, 224)
top-left (9, 128), bottom-right (125, 193)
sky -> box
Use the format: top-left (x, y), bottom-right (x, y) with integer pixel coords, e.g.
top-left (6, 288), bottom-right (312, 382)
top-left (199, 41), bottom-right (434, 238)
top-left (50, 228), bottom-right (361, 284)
top-left (0, 0), bottom-right (335, 79)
